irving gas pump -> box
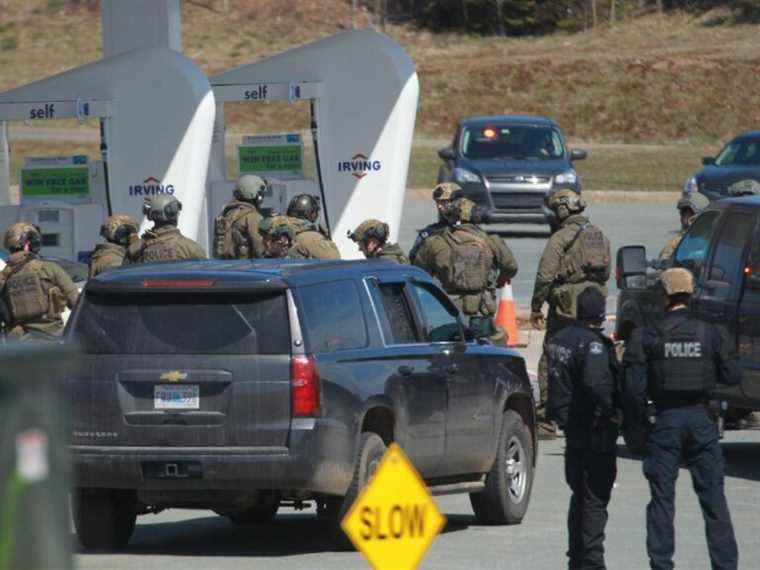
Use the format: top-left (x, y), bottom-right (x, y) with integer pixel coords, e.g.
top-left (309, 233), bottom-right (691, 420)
top-left (208, 29), bottom-right (419, 258)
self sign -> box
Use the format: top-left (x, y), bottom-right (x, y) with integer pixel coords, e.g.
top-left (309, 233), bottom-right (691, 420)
top-left (29, 104), bottom-right (55, 119)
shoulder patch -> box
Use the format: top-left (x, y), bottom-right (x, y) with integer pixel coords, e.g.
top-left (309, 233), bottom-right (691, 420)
top-left (589, 341), bottom-right (604, 355)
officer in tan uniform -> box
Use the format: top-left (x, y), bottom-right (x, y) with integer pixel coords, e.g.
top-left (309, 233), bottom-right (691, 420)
top-left (658, 193), bottom-right (709, 262)
top-left (212, 175), bottom-right (267, 259)
top-left (409, 182), bottom-right (460, 263)
top-left (258, 215), bottom-right (304, 259)
top-left (0, 223), bottom-right (79, 341)
top-left (89, 213), bottom-right (138, 277)
top-left (348, 219), bottom-right (409, 264)
top-left (531, 188), bottom-right (611, 438)
top-left (286, 194), bottom-right (341, 259)
top-left (123, 195), bottom-right (206, 264)
top-left (414, 198), bottom-right (518, 345)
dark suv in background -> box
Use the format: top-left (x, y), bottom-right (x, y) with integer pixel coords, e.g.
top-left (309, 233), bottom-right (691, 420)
top-left (437, 115), bottom-right (587, 225)
top-left (683, 131), bottom-right (760, 201)
top-left (617, 196), bottom-right (760, 448)
top-left (65, 259), bottom-right (536, 550)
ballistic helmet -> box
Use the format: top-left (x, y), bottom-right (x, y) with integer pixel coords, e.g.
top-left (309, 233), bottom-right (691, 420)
top-left (547, 188), bottom-right (586, 221)
top-left (143, 195), bottom-right (181, 224)
top-left (100, 213), bottom-right (138, 246)
top-left (259, 215), bottom-right (295, 240)
top-left (676, 193), bottom-right (709, 216)
top-left (287, 194), bottom-right (320, 220)
top-left (235, 174), bottom-right (267, 206)
top-left (4, 222), bottom-right (41, 253)
top-left (432, 182), bottom-right (461, 203)
top-left (455, 198), bottom-right (478, 223)
top-left (348, 219), bottom-right (389, 244)
top-left (659, 268), bottom-right (695, 296)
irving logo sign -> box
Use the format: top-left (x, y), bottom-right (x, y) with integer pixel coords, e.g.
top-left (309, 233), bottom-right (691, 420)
top-left (338, 153), bottom-right (382, 180)
top-left (129, 176), bottom-right (176, 196)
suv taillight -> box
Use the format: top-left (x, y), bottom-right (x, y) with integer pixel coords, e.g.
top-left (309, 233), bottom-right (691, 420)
top-left (291, 354), bottom-right (320, 417)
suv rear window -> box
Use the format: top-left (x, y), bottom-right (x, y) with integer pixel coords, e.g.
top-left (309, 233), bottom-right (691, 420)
top-left (298, 280), bottom-right (368, 353)
top-left (72, 291), bottom-right (290, 355)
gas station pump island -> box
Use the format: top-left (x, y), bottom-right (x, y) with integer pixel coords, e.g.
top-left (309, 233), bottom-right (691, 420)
top-left (0, 0), bottom-right (419, 261)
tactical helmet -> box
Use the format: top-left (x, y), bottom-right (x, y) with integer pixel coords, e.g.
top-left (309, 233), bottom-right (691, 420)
top-left (432, 182), bottom-right (461, 203)
top-left (676, 192), bottom-right (709, 215)
top-left (577, 286), bottom-right (606, 322)
top-left (348, 219), bottom-right (389, 244)
top-left (287, 194), bottom-right (320, 220)
top-left (100, 213), bottom-right (138, 245)
top-left (3, 222), bottom-right (41, 253)
top-left (454, 198), bottom-right (477, 223)
top-left (659, 268), bottom-right (695, 296)
top-left (259, 215), bottom-right (295, 240)
top-left (143, 194), bottom-right (182, 224)
top-left (235, 174), bottom-right (267, 207)
top-left (547, 188), bottom-right (586, 220)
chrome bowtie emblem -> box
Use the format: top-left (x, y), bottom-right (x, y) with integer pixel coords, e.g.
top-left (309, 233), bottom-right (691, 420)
top-left (160, 371), bottom-right (187, 383)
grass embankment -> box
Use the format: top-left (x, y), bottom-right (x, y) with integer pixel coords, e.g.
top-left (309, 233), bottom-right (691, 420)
top-left (0, 2), bottom-right (755, 191)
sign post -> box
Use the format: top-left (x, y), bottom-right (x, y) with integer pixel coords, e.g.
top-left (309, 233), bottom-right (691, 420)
top-left (341, 443), bottom-right (446, 570)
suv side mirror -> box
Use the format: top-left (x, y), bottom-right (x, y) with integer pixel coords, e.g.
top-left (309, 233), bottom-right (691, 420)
top-left (617, 245), bottom-right (648, 290)
top-left (702, 156), bottom-right (716, 166)
top-left (438, 147), bottom-right (455, 161)
top-left (570, 149), bottom-right (587, 161)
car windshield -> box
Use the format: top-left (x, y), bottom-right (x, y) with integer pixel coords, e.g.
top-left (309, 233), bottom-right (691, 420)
top-left (72, 290), bottom-right (290, 355)
top-left (715, 139), bottom-right (760, 166)
top-left (460, 125), bottom-right (565, 160)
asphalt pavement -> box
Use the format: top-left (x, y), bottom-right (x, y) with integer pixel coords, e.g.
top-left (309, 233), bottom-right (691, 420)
top-left (75, 430), bottom-right (760, 570)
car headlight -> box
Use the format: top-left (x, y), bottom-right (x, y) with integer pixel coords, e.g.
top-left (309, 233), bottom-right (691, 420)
top-left (683, 175), bottom-right (698, 195)
top-left (453, 167), bottom-right (481, 184)
top-left (554, 170), bottom-right (577, 186)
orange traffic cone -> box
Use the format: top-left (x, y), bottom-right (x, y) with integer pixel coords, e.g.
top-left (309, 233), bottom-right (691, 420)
top-left (495, 282), bottom-right (520, 347)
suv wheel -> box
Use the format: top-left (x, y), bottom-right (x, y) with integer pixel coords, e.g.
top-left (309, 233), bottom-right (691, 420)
top-left (73, 488), bottom-right (137, 550)
top-left (332, 432), bottom-right (386, 546)
top-left (470, 410), bottom-right (534, 525)
top-left (225, 493), bottom-right (280, 525)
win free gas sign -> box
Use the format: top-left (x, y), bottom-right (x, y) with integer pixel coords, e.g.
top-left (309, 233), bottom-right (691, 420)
top-left (21, 167), bottom-right (89, 198)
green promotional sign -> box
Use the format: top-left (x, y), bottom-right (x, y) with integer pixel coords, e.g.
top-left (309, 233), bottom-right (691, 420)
top-left (21, 167), bottom-right (89, 198)
top-left (239, 145), bottom-right (302, 175)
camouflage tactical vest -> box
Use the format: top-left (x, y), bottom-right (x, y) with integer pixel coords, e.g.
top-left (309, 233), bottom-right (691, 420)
top-left (213, 204), bottom-right (250, 259)
top-left (1, 258), bottom-right (51, 322)
top-left (561, 223), bottom-right (611, 284)
top-left (443, 227), bottom-right (494, 293)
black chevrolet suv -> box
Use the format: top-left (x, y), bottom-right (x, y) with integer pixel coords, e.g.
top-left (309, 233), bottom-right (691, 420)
top-left (616, 196), bottom-right (760, 448)
top-left (65, 259), bottom-right (536, 549)
top-left (437, 115), bottom-right (587, 225)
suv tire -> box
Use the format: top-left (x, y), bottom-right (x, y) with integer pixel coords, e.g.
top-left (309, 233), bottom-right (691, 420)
top-left (73, 488), bottom-right (137, 550)
top-left (331, 432), bottom-right (386, 547)
top-left (470, 410), bottom-right (533, 525)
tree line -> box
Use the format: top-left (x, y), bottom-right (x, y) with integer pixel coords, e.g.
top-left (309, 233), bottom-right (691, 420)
top-left (365, 1), bottom-right (760, 35)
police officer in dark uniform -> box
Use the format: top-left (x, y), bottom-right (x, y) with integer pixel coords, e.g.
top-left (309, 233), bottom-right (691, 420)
top-left (623, 268), bottom-right (739, 570)
top-left (547, 286), bottom-right (621, 570)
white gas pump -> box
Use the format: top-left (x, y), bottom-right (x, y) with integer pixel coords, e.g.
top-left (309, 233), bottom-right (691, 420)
top-left (209, 29), bottom-right (419, 259)
top-left (0, 47), bottom-right (215, 260)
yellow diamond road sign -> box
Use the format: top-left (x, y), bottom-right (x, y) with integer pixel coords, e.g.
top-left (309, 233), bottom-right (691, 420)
top-left (341, 443), bottom-right (446, 570)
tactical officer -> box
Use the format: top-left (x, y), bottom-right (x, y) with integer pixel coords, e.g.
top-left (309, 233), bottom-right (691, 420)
top-left (547, 286), bottom-right (621, 570)
top-left (0, 223), bottom-right (78, 341)
top-left (89, 213), bottom-right (138, 277)
top-left (414, 197), bottom-right (518, 345)
top-left (658, 192), bottom-right (709, 262)
top-left (531, 188), bottom-right (611, 438)
top-left (286, 194), bottom-right (340, 259)
top-left (348, 219), bottom-right (409, 264)
top-left (623, 268), bottom-right (739, 570)
top-left (213, 174), bottom-right (267, 259)
top-left (123, 195), bottom-right (206, 264)
top-left (409, 182), bottom-right (459, 263)
top-left (258, 215), bottom-right (304, 259)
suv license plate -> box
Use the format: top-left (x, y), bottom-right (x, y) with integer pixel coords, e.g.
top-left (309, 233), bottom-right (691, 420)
top-left (154, 385), bottom-right (199, 410)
